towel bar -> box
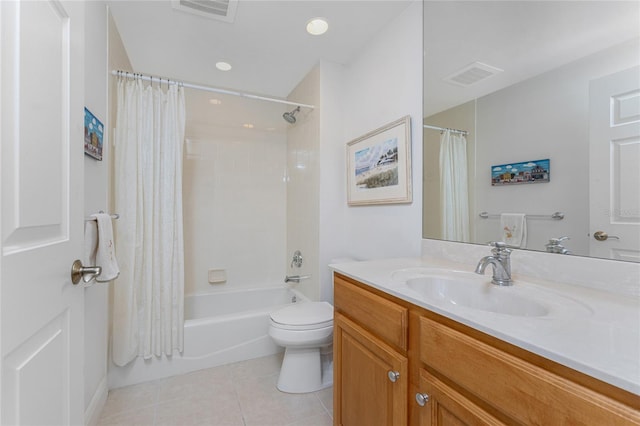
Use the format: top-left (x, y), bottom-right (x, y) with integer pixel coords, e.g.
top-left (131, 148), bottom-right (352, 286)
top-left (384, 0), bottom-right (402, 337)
top-left (85, 212), bottom-right (119, 222)
top-left (479, 211), bottom-right (564, 220)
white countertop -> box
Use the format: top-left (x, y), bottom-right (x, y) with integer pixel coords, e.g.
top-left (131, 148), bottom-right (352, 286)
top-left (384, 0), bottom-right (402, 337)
top-left (330, 257), bottom-right (640, 396)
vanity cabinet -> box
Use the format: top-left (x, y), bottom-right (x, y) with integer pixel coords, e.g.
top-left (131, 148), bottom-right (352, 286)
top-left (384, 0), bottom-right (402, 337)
top-left (416, 316), bottom-right (640, 425)
top-left (333, 273), bottom-right (640, 426)
top-left (333, 274), bottom-right (408, 426)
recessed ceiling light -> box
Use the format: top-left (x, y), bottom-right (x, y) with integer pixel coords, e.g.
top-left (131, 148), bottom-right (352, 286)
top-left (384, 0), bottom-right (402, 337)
top-left (216, 61), bottom-right (232, 71)
top-left (243, 123), bottom-right (254, 129)
top-left (306, 18), bottom-right (328, 36)
top-left (209, 98), bottom-right (222, 105)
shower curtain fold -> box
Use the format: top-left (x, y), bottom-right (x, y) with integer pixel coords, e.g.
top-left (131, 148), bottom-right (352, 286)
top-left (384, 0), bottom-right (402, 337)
top-left (112, 76), bottom-right (185, 367)
top-left (439, 130), bottom-right (470, 242)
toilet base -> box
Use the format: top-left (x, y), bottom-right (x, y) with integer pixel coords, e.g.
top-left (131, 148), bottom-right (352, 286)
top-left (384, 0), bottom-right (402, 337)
top-left (277, 347), bottom-right (332, 394)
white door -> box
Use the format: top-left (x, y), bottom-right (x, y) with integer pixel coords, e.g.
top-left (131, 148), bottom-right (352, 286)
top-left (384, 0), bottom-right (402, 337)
top-left (1, 1), bottom-right (85, 424)
top-left (589, 66), bottom-right (640, 262)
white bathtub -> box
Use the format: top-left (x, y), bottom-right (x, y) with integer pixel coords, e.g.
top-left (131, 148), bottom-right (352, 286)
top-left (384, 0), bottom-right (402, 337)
top-left (108, 286), bottom-right (306, 389)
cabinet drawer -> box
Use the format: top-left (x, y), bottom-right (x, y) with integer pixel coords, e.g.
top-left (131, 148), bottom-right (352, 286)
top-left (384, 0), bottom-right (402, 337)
top-left (334, 274), bottom-right (407, 351)
top-left (419, 317), bottom-right (640, 425)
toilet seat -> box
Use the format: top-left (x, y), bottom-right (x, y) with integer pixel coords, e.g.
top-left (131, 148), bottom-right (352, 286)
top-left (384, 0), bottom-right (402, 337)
top-left (270, 301), bottom-right (333, 331)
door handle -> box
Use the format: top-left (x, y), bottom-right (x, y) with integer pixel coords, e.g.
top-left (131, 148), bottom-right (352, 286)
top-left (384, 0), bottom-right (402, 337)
top-left (593, 231), bottom-right (620, 241)
top-left (70, 260), bottom-right (101, 284)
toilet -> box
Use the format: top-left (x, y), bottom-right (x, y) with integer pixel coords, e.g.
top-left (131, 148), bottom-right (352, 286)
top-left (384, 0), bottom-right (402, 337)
top-left (268, 301), bottom-right (334, 393)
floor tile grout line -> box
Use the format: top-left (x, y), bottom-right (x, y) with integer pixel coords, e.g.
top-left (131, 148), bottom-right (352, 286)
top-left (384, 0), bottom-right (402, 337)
top-left (99, 384), bottom-right (162, 422)
top-left (315, 391), bottom-right (333, 420)
top-left (230, 360), bottom-right (249, 426)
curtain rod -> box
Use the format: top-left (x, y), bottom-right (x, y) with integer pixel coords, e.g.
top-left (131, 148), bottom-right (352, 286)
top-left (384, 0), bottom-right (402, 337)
top-left (423, 124), bottom-right (468, 136)
top-left (111, 70), bottom-right (315, 110)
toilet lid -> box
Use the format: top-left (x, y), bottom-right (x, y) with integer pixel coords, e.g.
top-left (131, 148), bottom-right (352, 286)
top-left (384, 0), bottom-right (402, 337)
top-left (270, 301), bottom-right (333, 329)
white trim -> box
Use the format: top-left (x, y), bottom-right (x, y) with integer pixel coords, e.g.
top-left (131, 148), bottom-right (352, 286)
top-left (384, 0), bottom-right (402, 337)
top-left (84, 376), bottom-right (108, 426)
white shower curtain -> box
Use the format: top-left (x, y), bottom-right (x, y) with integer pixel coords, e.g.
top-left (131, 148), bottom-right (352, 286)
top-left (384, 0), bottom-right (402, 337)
top-left (439, 130), bottom-right (470, 242)
top-left (112, 76), bottom-right (186, 367)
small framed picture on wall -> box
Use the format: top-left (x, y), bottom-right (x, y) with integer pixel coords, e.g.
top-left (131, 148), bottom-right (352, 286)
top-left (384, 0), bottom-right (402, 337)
top-left (84, 107), bottom-right (103, 161)
top-left (491, 158), bottom-right (550, 186)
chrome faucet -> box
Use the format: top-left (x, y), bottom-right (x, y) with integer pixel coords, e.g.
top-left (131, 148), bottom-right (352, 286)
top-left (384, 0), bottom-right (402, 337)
top-left (475, 242), bottom-right (513, 286)
top-left (545, 236), bottom-right (571, 254)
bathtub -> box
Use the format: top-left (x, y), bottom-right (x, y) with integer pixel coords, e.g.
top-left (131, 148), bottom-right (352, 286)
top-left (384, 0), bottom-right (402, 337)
top-left (108, 286), bottom-right (306, 389)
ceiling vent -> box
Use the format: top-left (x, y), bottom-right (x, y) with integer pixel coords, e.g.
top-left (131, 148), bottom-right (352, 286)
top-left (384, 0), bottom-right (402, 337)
top-left (443, 62), bottom-right (503, 87)
top-left (172, 0), bottom-right (238, 23)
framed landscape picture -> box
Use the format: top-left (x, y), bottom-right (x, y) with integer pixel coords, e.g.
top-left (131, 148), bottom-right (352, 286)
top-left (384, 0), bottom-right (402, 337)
top-left (347, 116), bottom-right (412, 205)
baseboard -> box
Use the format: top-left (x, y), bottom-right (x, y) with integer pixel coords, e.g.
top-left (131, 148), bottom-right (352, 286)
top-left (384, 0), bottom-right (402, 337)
top-left (84, 376), bottom-right (108, 426)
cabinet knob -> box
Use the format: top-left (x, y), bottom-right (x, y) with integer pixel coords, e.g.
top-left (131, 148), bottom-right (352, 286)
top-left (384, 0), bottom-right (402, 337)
top-left (415, 392), bottom-right (430, 407)
top-left (387, 371), bottom-right (400, 382)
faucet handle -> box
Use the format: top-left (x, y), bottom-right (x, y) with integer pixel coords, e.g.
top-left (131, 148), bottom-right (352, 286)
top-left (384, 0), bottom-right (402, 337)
top-left (488, 241), bottom-right (507, 248)
top-left (487, 241), bottom-right (511, 257)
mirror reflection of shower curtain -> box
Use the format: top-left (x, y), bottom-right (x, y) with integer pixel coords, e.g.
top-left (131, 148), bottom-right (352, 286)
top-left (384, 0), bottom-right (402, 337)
top-left (112, 76), bottom-right (186, 366)
top-left (439, 130), bottom-right (470, 242)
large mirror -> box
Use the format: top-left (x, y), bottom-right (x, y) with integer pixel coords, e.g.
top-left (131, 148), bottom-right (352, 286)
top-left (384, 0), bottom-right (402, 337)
top-left (422, 1), bottom-right (640, 262)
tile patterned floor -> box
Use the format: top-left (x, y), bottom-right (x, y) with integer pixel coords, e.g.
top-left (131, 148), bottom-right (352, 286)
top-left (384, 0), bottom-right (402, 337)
top-left (98, 353), bottom-right (333, 426)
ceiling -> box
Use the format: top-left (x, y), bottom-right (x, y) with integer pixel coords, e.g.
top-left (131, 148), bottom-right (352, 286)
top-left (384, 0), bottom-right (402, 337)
top-left (107, 0), bottom-right (413, 132)
top-left (423, 1), bottom-right (640, 117)
top-left (107, 1), bottom-right (639, 131)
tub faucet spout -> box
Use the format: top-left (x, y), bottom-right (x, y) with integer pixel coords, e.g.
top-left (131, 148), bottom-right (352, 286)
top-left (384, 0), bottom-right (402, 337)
top-left (285, 275), bottom-right (310, 284)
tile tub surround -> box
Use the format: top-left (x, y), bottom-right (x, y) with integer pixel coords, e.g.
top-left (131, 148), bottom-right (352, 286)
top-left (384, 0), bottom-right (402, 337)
top-left (98, 354), bottom-right (333, 426)
top-left (329, 254), bottom-right (640, 396)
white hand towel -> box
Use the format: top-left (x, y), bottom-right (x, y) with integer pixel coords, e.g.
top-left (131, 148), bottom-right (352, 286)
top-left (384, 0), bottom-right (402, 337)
top-left (84, 219), bottom-right (98, 265)
top-left (92, 213), bottom-right (120, 282)
top-left (500, 213), bottom-right (527, 248)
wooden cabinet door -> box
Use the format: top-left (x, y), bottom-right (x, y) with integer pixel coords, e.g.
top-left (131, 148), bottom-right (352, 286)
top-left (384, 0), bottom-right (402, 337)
top-left (334, 312), bottom-right (408, 426)
top-left (416, 369), bottom-right (506, 426)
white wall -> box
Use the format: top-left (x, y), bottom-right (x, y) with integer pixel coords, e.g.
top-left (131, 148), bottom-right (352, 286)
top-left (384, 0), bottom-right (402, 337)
top-left (318, 60), bottom-right (347, 302)
top-left (183, 122), bottom-right (287, 295)
top-left (286, 67), bottom-right (321, 300)
top-left (318, 0), bottom-right (424, 302)
top-left (474, 39), bottom-right (640, 255)
top-left (84, 2), bottom-right (110, 424)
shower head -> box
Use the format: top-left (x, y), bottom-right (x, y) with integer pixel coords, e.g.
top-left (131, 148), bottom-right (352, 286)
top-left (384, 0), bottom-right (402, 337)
top-left (283, 106), bottom-right (301, 124)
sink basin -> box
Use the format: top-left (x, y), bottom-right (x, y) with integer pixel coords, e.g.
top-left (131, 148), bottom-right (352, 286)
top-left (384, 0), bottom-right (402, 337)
top-left (390, 267), bottom-right (468, 284)
top-left (405, 274), bottom-right (549, 317)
